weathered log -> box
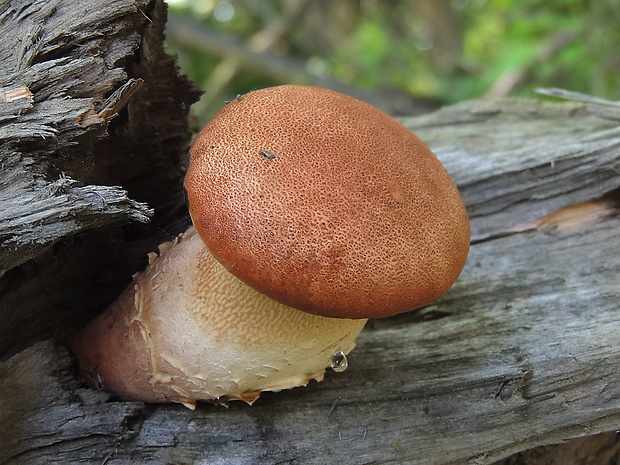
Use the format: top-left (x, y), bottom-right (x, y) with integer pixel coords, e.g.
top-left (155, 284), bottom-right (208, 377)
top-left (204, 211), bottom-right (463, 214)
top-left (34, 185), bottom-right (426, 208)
top-left (0, 0), bottom-right (200, 355)
top-left (2, 92), bottom-right (619, 464)
top-left (1, 0), bottom-right (619, 464)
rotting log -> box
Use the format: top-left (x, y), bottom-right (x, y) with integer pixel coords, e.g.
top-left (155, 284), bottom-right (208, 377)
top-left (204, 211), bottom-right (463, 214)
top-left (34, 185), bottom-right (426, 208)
top-left (0, 0), bottom-right (200, 356)
top-left (1, 0), bottom-right (619, 463)
top-left (2, 90), bottom-right (619, 464)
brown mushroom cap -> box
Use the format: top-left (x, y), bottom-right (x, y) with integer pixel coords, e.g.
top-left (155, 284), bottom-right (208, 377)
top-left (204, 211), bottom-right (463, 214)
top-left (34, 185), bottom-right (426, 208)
top-left (185, 85), bottom-right (469, 319)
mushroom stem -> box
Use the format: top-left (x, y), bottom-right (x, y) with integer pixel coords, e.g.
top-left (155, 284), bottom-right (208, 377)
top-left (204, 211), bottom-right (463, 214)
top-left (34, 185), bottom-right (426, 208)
top-left (70, 227), bottom-right (367, 408)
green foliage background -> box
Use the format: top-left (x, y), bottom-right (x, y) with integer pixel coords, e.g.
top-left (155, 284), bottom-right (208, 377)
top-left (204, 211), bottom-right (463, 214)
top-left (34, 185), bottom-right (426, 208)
top-left (166, 0), bottom-right (620, 122)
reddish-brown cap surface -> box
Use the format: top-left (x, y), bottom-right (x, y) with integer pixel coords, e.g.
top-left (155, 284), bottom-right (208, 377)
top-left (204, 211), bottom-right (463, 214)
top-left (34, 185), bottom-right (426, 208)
top-left (185, 85), bottom-right (469, 318)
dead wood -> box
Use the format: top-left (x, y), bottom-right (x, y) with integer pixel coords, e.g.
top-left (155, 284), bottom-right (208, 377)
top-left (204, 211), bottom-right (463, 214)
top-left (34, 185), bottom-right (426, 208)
top-left (0, 1), bottom-right (619, 464)
top-left (0, 0), bottom-right (200, 355)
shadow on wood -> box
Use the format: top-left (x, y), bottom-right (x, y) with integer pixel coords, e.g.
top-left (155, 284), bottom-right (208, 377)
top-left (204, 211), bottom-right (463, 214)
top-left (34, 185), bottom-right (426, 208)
top-left (0, 0), bottom-right (200, 356)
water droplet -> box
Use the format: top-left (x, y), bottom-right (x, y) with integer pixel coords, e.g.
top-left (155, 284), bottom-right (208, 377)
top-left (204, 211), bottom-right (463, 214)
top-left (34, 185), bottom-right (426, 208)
top-left (330, 351), bottom-right (348, 373)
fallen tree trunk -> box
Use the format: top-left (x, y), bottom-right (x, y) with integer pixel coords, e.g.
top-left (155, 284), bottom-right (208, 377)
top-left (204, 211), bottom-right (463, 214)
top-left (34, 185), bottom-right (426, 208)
top-left (1, 1), bottom-right (619, 464)
top-left (0, 0), bottom-right (200, 355)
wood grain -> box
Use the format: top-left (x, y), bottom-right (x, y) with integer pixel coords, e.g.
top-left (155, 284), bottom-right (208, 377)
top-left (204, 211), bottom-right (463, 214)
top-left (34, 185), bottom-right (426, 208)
top-left (0, 0), bottom-right (200, 355)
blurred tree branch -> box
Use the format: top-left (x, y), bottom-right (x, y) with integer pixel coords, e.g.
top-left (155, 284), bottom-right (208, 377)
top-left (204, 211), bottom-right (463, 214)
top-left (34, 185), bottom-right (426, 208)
top-left (485, 31), bottom-right (577, 99)
top-left (195, 0), bottom-right (311, 114)
top-left (166, 14), bottom-right (433, 117)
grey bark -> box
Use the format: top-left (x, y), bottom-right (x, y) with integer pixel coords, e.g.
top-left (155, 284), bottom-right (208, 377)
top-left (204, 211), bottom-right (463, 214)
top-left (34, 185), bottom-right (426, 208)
top-left (0, 1), bottom-right (619, 464)
top-left (0, 0), bottom-right (200, 355)
top-left (2, 91), bottom-right (619, 464)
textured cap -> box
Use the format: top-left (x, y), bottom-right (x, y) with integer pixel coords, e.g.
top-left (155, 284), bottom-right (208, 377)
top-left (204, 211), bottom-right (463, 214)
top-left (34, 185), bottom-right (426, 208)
top-left (185, 85), bottom-right (469, 318)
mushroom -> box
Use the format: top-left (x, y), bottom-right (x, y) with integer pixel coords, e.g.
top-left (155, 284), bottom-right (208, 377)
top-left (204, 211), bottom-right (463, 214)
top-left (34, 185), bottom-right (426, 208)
top-left (70, 85), bottom-right (469, 408)
top-left (185, 85), bottom-right (469, 318)
top-left (70, 227), bottom-right (366, 408)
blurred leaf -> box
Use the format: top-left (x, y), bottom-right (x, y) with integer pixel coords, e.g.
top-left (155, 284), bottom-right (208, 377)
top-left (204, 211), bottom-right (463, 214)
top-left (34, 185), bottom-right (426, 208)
top-left (166, 0), bottom-right (620, 121)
